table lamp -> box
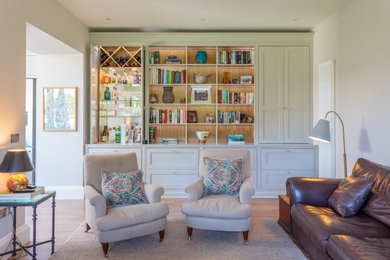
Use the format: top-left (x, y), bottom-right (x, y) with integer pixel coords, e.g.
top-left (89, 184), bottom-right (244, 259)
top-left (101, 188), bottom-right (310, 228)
top-left (0, 149), bottom-right (34, 192)
top-left (309, 111), bottom-right (347, 178)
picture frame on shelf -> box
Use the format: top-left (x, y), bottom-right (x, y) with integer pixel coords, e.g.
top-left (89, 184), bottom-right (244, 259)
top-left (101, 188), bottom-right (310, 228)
top-left (43, 87), bottom-right (77, 131)
top-left (205, 113), bottom-right (214, 123)
top-left (187, 111), bottom-right (198, 123)
top-left (240, 76), bottom-right (252, 84)
top-left (191, 86), bottom-right (211, 104)
top-left (231, 78), bottom-right (239, 84)
top-left (149, 94), bottom-right (158, 104)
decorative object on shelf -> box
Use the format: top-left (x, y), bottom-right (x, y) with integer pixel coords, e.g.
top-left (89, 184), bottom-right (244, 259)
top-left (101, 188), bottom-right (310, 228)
top-left (149, 127), bottom-right (156, 144)
top-left (43, 87), bottom-right (77, 131)
top-left (195, 131), bottom-right (210, 144)
top-left (180, 98), bottom-right (186, 104)
top-left (0, 149), bottom-right (34, 192)
top-left (165, 56), bottom-right (181, 64)
top-left (240, 76), bottom-right (253, 84)
top-left (104, 87), bottom-right (111, 100)
top-left (228, 135), bottom-right (245, 145)
top-left (196, 51), bottom-right (208, 64)
top-left (187, 111), bottom-right (198, 123)
top-left (309, 110), bottom-right (348, 177)
top-left (191, 86), bottom-right (211, 104)
top-left (194, 73), bottom-right (211, 84)
top-left (240, 113), bottom-right (253, 123)
top-left (149, 94), bottom-right (158, 104)
top-left (205, 113), bottom-right (214, 123)
top-left (162, 86), bottom-right (175, 103)
top-left (232, 78), bottom-right (239, 84)
top-left (222, 72), bottom-right (230, 84)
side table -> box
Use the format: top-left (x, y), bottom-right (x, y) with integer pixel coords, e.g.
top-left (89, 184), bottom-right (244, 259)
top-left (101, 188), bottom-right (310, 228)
top-left (0, 191), bottom-right (56, 260)
top-left (278, 194), bottom-right (290, 234)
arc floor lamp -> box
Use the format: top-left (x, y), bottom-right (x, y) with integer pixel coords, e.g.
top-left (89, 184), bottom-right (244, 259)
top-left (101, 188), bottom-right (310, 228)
top-left (309, 111), bottom-right (347, 178)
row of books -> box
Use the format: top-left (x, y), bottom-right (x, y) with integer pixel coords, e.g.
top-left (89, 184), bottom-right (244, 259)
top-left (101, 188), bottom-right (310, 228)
top-left (218, 90), bottom-right (254, 104)
top-left (149, 51), bottom-right (160, 64)
top-left (228, 134), bottom-right (245, 145)
top-left (150, 68), bottom-right (187, 84)
top-left (218, 51), bottom-right (254, 64)
top-left (150, 108), bottom-right (186, 124)
top-left (217, 110), bottom-right (241, 124)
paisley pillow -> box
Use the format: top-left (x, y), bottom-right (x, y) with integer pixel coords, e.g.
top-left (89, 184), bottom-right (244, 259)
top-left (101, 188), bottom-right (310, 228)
top-left (101, 170), bottom-right (149, 207)
top-left (203, 157), bottom-right (243, 197)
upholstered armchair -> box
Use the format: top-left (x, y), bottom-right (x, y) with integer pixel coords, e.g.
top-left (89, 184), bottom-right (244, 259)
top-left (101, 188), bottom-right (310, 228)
top-left (181, 150), bottom-right (255, 244)
top-left (83, 152), bottom-right (169, 257)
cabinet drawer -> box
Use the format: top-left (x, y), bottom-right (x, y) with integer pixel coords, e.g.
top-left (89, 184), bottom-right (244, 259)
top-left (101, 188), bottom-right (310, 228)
top-left (261, 170), bottom-right (315, 191)
top-left (146, 149), bottom-right (198, 170)
top-left (87, 148), bottom-right (142, 168)
top-left (261, 148), bottom-right (315, 170)
top-left (203, 148), bottom-right (257, 170)
top-left (149, 171), bottom-right (197, 191)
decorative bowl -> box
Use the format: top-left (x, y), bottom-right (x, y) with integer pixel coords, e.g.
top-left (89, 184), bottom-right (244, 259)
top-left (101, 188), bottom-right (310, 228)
top-left (194, 73), bottom-right (211, 84)
top-left (195, 131), bottom-right (210, 144)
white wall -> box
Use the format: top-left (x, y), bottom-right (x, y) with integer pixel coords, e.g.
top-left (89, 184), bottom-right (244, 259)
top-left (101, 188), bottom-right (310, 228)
top-left (313, 0), bottom-right (390, 177)
top-left (36, 54), bottom-right (84, 198)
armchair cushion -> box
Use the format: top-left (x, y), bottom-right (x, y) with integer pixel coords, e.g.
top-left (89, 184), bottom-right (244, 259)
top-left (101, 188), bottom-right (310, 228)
top-left (101, 170), bottom-right (149, 207)
top-left (181, 195), bottom-right (251, 219)
top-left (96, 202), bottom-right (169, 232)
top-left (203, 157), bottom-right (243, 197)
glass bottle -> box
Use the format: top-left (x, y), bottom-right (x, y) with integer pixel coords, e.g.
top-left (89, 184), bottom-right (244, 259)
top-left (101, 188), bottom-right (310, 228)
top-left (104, 87), bottom-right (111, 100)
top-left (115, 126), bottom-right (121, 143)
top-left (101, 125), bottom-right (109, 142)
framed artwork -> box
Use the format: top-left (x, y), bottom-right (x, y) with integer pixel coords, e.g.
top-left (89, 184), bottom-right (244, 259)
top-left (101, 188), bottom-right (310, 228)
top-left (187, 111), bottom-right (198, 123)
top-left (205, 113), bottom-right (214, 123)
top-left (240, 76), bottom-right (252, 84)
top-left (43, 87), bottom-right (77, 131)
top-left (191, 86), bottom-right (211, 104)
top-left (231, 78), bottom-right (239, 84)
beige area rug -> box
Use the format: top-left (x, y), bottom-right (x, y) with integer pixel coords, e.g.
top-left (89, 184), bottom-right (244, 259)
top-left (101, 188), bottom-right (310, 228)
top-left (50, 217), bottom-right (307, 260)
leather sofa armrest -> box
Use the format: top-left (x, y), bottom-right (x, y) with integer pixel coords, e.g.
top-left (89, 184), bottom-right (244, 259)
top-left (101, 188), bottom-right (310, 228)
top-left (239, 178), bottom-right (255, 204)
top-left (84, 185), bottom-right (107, 218)
top-left (184, 177), bottom-right (204, 202)
top-left (286, 177), bottom-right (342, 207)
top-left (144, 183), bottom-right (165, 203)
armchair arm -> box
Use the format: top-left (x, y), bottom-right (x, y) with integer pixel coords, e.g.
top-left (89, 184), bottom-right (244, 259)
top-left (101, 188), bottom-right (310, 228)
top-left (239, 178), bottom-right (255, 204)
top-left (144, 183), bottom-right (164, 203)
top-left (286, 177), bottom-right (342, 207)
top-left (84, 185), bottom-right (106, 218)
top-left (184, 177), bottom-right (204, 202)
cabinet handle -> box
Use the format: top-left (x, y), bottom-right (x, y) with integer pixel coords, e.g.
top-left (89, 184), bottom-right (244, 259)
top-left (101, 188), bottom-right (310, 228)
top-left (171, 170), bottom-right (177, 174)
top-left (286, 150), bottom-right (291, 152)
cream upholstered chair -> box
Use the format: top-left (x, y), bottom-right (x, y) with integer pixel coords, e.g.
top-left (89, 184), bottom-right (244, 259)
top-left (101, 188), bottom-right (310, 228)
top-left (181, 150), bottom-right (255, 244)
top-left (83, 152), bottom-right (169, 257)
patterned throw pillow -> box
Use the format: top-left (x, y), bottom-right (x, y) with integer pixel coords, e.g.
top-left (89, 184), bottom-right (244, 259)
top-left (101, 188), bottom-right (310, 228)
top-left (101, 170), bottom-right (149, 207)
top-left (203, 157), bottom-right (243, 197)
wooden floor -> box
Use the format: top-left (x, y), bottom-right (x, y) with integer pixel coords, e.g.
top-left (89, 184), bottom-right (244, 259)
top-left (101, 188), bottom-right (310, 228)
top-left (6, 198), bottom-right (278, 260)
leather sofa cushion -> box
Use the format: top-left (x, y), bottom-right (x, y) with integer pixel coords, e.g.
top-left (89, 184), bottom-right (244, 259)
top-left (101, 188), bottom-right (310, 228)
top-left (328, 176), bottom-right (374, 217)
top-left (291, 204), bottom-right (390, 252)
top-left (181, 195), bottom-right (251, 219)
top-left (362, 192), bottom-right (390, 227)
top-left (327, 235), bottom-right (390, 260)
top-left (96, 202), bottom-right (169, 231)
top-left (352, 158), bottom-right (390, 194)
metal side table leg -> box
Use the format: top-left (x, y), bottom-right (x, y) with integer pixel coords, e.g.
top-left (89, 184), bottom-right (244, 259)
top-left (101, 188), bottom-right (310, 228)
top-left (32, 205), bottom-right (37, 260)
top-left (12, 206), bottom-right (17, 256)
top-left (51, 195), bottom-right (56, 254)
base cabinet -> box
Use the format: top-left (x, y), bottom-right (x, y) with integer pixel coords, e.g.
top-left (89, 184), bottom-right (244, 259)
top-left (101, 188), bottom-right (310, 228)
top-left (85, 144), bottom-right (318, 198)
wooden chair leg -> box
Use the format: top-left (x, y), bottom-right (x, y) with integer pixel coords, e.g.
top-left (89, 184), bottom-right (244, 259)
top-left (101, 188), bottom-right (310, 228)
top-left (101, 243), bottom-right (109, 258)
top-left (85, 223), bottom-right (91, 233)
top-left (187, 227), bottom-right (193, 240)
top-left (159, 230), bottom-right (165, 242)
top-left (243, 231), bottom-right (249, 245)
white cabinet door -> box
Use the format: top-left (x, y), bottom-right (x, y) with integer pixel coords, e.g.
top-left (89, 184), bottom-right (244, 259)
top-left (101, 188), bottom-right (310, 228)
top-left (146, 149), bottom-right (198, 170)
top-left (283, 47), bottom-right (310, 143)
top-left (258, 47), bottom-right (284, 143)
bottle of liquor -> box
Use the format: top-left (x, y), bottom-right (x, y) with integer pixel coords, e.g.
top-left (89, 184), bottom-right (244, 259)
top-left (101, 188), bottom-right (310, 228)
top-left (104, 87), bottom-right (111, 100)
top-left (101, 125), bottom-right (109, 142)
top-left (115, 126), bottom-right (121, 143)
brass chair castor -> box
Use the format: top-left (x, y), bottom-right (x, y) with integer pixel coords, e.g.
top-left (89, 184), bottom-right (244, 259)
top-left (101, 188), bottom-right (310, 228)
top-left (188, 236), bottom-right (192, 240)
top-left (104, 254), bottom-right (108, 258)
top-left (245, 240), bottom-right (248, 245)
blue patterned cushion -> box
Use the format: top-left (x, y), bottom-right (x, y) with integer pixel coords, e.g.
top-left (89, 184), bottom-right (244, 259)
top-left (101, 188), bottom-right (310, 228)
top-left (203, 157), bottom-right (243, 197)
top-left (101, 170), bottom-right (149, 207)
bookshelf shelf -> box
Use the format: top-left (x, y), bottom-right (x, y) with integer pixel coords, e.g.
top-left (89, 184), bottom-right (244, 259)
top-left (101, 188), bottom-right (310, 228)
top-left (146, 45), bottom-right (255, 145)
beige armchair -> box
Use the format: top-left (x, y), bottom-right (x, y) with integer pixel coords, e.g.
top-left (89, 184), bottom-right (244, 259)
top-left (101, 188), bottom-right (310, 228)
top-left (83, 152), bottom-right (169, 257)
top-left (181, 150), bottom-right (254, 244)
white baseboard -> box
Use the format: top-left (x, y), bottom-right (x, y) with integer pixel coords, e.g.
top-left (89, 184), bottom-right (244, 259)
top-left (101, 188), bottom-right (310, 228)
top-left (45, 186), bottom-right (84, 199)
top-left (0, 224), bottom-right (30, 256)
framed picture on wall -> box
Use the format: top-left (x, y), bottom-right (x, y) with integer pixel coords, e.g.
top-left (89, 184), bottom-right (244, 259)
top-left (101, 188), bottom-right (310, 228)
top-left (43, 87), bottom-right (77, 131)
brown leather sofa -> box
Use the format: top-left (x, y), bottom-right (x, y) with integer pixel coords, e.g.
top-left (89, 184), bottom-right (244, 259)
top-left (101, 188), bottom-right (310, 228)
top-left (287, 158), bottom-right (390, 260)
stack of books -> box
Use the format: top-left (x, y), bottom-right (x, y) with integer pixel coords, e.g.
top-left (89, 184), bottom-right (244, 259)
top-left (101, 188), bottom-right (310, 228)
top-left (162, 138), bottom-right (178, 145)
top-left (228, 135), bottom-right (245, 145)
top-left (165, 58), bottom-right (181, 64)
top-left (0, 186), bottom-right (45, 200)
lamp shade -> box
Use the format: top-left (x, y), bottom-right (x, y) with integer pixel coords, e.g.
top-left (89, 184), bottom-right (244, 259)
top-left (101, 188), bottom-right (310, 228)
top-left (309, 119), bottom-right (331, 143)
top-left (0, 149), bottom-right (34, 173)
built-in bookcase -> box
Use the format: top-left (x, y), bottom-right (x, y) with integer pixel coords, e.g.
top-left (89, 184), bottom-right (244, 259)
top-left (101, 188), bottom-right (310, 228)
top-left (146, 46), bottom-right (255, 145)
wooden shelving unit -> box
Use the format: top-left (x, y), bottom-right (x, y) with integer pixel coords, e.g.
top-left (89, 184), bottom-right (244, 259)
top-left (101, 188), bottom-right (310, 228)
top-left (146, 45), bottom-right (255, 145)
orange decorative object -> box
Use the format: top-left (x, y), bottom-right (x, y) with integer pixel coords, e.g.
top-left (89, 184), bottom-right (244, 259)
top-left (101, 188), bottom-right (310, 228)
top-left (6, 173), bottom-right (29, 191)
